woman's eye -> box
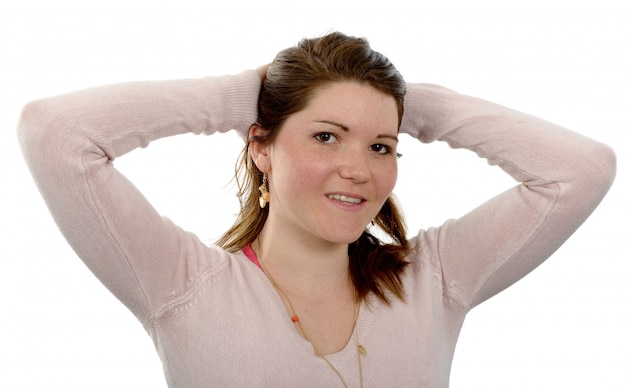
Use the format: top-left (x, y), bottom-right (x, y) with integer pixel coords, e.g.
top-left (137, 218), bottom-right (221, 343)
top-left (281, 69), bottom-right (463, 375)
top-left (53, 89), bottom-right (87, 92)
top-left (370, 143), bottom-right (390, 155)
top-left (314, 132), bottom-right (338, 144)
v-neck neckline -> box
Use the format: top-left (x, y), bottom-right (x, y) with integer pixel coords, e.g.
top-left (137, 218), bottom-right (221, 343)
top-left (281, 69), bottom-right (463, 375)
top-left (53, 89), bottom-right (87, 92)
top-left (239, 246), bottom-right (380, 364)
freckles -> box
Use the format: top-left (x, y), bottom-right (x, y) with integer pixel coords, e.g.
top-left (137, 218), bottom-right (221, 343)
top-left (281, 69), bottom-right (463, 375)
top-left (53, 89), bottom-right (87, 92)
top-left (276, 154), bottom-right (314, 195)
top-left (375, 164), bottom-right (398, 192)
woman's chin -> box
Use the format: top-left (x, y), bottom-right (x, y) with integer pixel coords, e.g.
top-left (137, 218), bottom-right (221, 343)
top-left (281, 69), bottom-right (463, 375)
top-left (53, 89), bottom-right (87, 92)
top-left (321, 228), bottom-right (368, 246)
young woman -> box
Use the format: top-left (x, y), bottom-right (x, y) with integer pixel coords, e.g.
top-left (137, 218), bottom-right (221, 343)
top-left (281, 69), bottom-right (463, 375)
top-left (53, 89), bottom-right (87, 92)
top-left (18, 32), bottom-right (615, 387)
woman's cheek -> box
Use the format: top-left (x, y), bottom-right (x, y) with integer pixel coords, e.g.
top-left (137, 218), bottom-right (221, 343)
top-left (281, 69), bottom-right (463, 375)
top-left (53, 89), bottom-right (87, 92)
top-left (378, 162), bottom-right (398, 194)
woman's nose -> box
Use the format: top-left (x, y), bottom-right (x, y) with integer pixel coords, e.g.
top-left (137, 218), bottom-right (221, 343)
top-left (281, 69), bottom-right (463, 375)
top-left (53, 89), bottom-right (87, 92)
top-left (338, 148), bottom-right (371, 183)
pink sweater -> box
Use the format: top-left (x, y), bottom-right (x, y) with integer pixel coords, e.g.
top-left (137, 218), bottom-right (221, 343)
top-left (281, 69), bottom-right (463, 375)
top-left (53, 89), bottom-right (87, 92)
top-left (18, 70), bottom-right (615, 387)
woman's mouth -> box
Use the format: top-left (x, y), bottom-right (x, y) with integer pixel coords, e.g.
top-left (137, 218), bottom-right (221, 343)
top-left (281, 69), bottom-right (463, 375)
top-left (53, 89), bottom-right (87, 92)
top-left (326, 194), bottom-right (363, 204)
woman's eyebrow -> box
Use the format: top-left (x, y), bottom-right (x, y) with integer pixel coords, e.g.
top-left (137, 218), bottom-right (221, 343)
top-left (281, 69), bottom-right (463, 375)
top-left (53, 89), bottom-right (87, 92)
top-left (377, 134), bottom-right (399, 142)
top-left (315, 120), bottom-right (398, 141)
top-left (315, 120), bottom-right (349, 131)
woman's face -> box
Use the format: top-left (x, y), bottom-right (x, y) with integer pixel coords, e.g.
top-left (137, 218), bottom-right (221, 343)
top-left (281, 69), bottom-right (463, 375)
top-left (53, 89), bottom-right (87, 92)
top-left (254, 81), bottom-right (399, 246)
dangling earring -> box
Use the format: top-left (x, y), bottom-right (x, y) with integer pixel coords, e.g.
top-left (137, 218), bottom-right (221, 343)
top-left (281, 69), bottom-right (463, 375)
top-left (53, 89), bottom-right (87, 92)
top-left (259, 173), bottom-right (270, 208)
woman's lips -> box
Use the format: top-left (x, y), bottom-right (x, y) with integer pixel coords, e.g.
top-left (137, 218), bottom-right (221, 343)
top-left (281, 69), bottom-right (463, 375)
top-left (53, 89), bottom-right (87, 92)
top-left (326, 194), bottom-right (363, 204)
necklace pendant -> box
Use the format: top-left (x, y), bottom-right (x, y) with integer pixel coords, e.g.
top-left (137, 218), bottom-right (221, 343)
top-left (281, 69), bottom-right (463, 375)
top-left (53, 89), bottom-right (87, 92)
top-left (357, 344), bottom-right (366, 356)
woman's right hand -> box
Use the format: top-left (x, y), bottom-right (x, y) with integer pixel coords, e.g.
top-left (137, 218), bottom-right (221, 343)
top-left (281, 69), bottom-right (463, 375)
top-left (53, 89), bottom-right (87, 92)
top-left (256, 64), bottom-right (271, 83)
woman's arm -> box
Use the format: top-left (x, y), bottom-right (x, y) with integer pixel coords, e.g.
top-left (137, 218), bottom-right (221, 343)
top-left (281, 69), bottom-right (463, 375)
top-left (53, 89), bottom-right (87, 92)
top-left (401, 83), bottom-right (616, 309)
top-left (18, 71), bottom-right (261, 323)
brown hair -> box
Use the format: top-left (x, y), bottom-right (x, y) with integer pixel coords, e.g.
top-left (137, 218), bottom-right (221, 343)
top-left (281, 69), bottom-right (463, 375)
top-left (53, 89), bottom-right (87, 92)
top-left (216, 31), bottom-right (410, 304)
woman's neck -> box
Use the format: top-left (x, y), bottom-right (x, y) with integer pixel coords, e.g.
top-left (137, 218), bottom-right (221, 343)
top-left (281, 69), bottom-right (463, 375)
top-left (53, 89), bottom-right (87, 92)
top-left (254, 228), bottom-right (352, 301)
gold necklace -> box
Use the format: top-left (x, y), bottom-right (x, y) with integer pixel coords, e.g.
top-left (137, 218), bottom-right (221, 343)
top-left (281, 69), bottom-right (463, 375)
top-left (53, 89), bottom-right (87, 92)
top-left (256, 245), bottom-right (364, 388)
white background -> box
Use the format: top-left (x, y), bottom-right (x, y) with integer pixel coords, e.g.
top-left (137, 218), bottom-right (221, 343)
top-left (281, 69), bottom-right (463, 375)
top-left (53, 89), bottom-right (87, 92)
top-left (1, 1), bottom-right (624, 386)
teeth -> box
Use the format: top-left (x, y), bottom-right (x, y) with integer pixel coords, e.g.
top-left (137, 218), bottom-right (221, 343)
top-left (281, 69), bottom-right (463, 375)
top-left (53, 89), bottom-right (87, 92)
top-left (327, 194), bottom-right (362, 204)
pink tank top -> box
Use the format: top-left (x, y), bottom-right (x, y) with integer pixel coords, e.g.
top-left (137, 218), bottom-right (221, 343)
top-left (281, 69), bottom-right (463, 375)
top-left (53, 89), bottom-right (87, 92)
top-left (242, 244), bottom-right (263, 271)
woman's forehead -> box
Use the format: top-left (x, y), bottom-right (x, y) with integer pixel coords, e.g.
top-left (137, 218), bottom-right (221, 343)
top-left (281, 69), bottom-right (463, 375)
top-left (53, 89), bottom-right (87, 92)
top-left (293, 82), bottom-right (400, 130)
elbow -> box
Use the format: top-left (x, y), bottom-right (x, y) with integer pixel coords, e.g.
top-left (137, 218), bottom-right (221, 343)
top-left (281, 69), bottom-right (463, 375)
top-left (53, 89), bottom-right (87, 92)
top-left (576, 140), bottom-right (617, 203)
top-left (17, 98), bottom-right (74, 177)
top-left (18, 99), bottom-right (57, 153)
top-left (17, 99), bottom-right (50, 167)
top-left (592, 141), bottom-right (617, 191)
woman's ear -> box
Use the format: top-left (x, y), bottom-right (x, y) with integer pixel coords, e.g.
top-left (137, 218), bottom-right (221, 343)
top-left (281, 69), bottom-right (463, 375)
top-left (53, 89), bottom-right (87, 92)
top-left (248, 124), bottom-right (271, 173)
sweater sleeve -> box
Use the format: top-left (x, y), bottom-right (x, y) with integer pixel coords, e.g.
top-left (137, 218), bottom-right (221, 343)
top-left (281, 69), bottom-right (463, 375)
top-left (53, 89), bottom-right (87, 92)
top-left (401, 83), bottom-right (616, 309)
top-left (17, 70), bottom-right (261, 323)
